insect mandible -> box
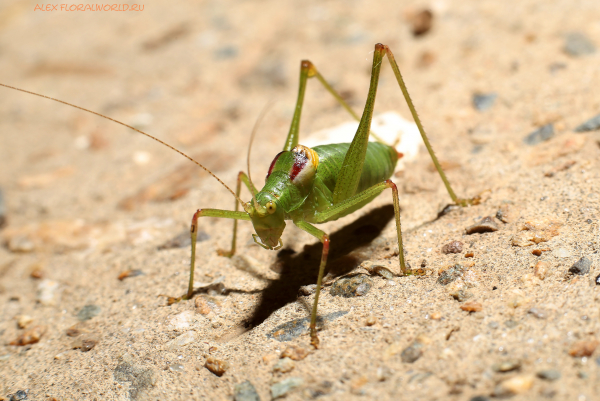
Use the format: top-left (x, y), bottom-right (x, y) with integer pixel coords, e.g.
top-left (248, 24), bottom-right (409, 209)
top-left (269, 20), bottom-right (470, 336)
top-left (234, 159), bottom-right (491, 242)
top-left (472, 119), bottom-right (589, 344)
top-left (1, 43), bottom-right (474, 348)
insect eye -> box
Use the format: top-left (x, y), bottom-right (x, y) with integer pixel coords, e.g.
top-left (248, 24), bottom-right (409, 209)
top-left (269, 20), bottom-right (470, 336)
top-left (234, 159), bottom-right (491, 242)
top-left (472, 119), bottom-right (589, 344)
top-left (266, 201), bottom-right (276, 214)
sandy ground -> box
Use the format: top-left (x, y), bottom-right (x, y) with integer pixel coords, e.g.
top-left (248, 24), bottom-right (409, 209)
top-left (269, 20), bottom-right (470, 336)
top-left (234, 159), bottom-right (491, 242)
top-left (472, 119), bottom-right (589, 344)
top-left (1, 0), bottom-right (600, 400)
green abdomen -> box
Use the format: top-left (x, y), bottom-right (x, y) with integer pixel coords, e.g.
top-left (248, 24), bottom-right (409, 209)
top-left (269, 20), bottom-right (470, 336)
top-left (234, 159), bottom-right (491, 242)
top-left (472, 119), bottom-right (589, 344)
top-left (291, 142), bottom-right (398, 222)
top-left (313, 142), bottom-right (398, 194)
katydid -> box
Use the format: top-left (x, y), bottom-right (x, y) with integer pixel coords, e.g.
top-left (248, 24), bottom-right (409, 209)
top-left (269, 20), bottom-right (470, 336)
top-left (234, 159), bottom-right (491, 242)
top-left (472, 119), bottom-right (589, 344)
top-left (0, 43), bottom-right (470, 348)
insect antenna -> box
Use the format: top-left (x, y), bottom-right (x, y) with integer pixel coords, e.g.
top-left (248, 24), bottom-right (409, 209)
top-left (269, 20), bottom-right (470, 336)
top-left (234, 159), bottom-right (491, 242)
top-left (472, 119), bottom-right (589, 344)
top-left (246, 102), bottom-right (273, 211)
top-left (0, 83), bottom-right (245, 206)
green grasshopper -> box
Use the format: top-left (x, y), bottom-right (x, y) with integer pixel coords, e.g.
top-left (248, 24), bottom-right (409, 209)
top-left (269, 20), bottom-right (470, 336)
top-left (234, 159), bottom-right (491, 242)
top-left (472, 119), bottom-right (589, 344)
top-left (1, 43), bottom-right (469, 347)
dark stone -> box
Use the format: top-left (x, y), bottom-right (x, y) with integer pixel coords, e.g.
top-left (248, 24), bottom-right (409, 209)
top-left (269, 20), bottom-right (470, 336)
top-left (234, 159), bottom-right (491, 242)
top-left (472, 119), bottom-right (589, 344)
top-left (266, 311), bottom-right (348, 342)
top-left (564, 32), bottom-right (596, 56)
top-left (441, 241), bottom-right (463, 254)
top-left (524, 124), bottom-right (554, 145)
top-left (493, 359), bottom-right (521, 372)
top-left (595, 273), bottom-right (600, 286)
top-left (401, 341), bottom-right (424, 363)
top-left (569, 256), bottom-right (592, 275)
top-left (537, 369), bottom-right (561, 381)
top-left (113, 354), bottom-right (157, 400)
top-left (437, 264), bottom-right (463, 285)
top-left (234, 381), bottom-right (261, 401)
top-left (8, 390), bottom-right (28, 401)
top-left (472, 93), bottom-right (497, 111)
top-left (77, 305), bottom-right (101, 321)
top-left (575, 114), bottom-right (600, 132)
top-left (469, 396), bottom-right (491, 401)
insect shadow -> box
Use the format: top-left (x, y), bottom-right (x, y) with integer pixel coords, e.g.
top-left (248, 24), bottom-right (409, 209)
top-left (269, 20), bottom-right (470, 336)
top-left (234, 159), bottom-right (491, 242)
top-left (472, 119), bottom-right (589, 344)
top-left (245, 203), bottom-right (395, 330)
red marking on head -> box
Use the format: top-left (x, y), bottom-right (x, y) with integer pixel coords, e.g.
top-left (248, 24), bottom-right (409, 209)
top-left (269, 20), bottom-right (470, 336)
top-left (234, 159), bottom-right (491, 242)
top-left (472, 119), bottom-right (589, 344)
top-left (397, 151), bottom-right (404, 159)
top-left (266, 151), bottom-right (285, 179)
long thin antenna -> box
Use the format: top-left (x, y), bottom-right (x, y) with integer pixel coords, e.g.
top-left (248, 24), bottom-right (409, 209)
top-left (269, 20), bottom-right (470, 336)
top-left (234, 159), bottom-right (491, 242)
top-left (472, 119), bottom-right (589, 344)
top-left (0, 83), bottom-right (245, 206)
top-left (246, 101), bottom-right (273, 210)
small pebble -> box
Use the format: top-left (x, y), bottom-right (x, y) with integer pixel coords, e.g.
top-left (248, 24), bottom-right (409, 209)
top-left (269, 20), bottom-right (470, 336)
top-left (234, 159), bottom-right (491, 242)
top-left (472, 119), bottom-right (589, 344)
top-left (166, 330), bottom-right (196, 350)
top-left (9, 325), bottom-right (46, 346)
top-left (195, 297), bottom-right (212, 315)
top-left (523, 124), bottom-right (554, 145)
top-left (437, 264), bottom-right (464, 285)
top-left (65, 324), bottom-right (83, 337)
top-left (298, 284), bottom-right (316, 296)
top-left (372, 265), bottom-right (394, 279)
top-left (578, 370), bottom-right (588, 379)
top-left (349, 376), bottom-right (368, 393)
top-left (441, 241), bottom-right (463, 254)
top-left (469, 396), bottom-right (490, 401)
top-left (460, 301), bottom-right (482, 312)
top-left (271, 377), bottom-right (303, 399)
top-left (36, 279), bottom-right (59, 306)
top-left (376, 366), bottom-right (393, 382)
top-left (281, 344), bottom-right (310, 361)
top-left (472, 93), bottom-right (497, 112)
top-left (496, 204), bottom-right (518, 223)
top-left (409, 9), bottom-right (433, 36)
top-left (330, 275), bottom-right (373, 297)
top-left (72, 336), bottom-right (99, 352)
top-left (564, 32), bottom-right (596, 56)
top-left (118, 269), bottom-right (144, 281)
top-left (504, 320), bottom-right (519, 328)
top-left (29, 268), bottom-right (43, 279)
top-left (568, 340), bottom-right (599, 357)
top-left (595, 273), bottom-right (600, 286)
top-left (537, 369), bottom-right (561, 381)
top-left (7, 235), bottom-right (35, 252)
top-left (273, 357), bottom-right (295, 373)
top-left (113, 354), bottom-right (157, 395)
top-left (365, 316), bottom-right (377, 326)
top-left (234, 380), bottom-right (260, 401)
top-left (77, 305), bottom-right (101, 321)
top-left (569, 256), bottom-right (592, 275)
top-left (8, 390), bottom-right (28, 401)
top-left (528, 307), bottom-right (547, 319)
top-left (534, 261), bottom-right (550, 280)
top-left (451, 289), bottom-right (472, 302)
top-left (169, 310), bottom-right (195, 329)
top-left (575, 113), bottom-right (600, 132)
top-left (205, 357), bottom-right (229, 377)
top-left (465, 216), bottom-right (499, 234)
top-left (531, 249), bottom-right (542, 256)
top-left (553, 247), bottom-right (571, 258)
top-left (168, 363), bottom-right (184, 373)
top-left (493, 359), bottom-right (521, 373)
top-left (401, 341), bottom-right (424, 363)
top-left (16, 315), bottom-right (33, 329)
top-left (493, 375), bottom-right (534, 396)
top-left (429, 312), bottom-right (442, 320)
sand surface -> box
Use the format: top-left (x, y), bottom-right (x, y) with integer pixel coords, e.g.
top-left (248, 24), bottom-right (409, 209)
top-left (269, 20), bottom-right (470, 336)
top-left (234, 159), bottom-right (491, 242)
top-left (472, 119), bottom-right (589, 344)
top-left (1, 0), bottom-right (600, 400)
